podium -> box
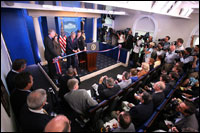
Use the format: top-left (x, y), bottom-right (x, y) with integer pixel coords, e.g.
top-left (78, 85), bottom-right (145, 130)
top-left (86, 42), bottom-right (99, 72)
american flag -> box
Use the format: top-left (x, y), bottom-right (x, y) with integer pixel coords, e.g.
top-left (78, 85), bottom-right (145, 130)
top-left (59, 35), bottom-right (67, 53)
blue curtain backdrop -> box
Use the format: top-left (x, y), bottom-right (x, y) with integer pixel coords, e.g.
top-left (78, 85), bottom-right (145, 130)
top-left (1, 8), bottom-right (35, 65)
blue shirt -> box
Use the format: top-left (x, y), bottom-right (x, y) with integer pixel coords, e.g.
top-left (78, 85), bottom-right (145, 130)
top-left (131, 76), bottom-right (139, 83)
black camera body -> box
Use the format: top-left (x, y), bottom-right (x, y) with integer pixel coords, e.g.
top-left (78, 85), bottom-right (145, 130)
top-left (158, 38), bottom-right (165, 42)
top-left (171, 41), bottom-right (177, 45)
top-left (140, 42), bottom-right (149, 48)
top-left (169, 99), bottom-right (180, 109)
top-left (175, 50), bottom-right (185, 55)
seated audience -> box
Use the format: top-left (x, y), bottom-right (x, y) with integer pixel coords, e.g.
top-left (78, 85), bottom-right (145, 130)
top-left (148, 58), bottom-right (155, 71)
top-left (58, 67), bottom-right (80, 100)
top-left (171, 100), bottom-right (198, 131)
top-left (44, 115), bottom-right (71, 132)
top-left (159, 74), bottom-right (172, 97)
top-left (129, 91), bottom-right (154, 128)
top-left (154, 55), bottom-right (162, 68)
top-left (111, 112), bottom-right (135, 132)
top-left (10, 72), bottom-right (33, 122)
top-left (6, 59), bottom-right (27, 94)
top-left (168, 72), bottom-right (179, 87)
top-left (117, 71), bottom-right (132, 89)
top-left (64, 78), bottom-right (98, 115)
top-left (130, 68), bottom-right (139, 83)
top-left (137, 62), bottom-right (150, 78)
top-left (98, 76), bottom-right (121, 101)
top-left (20, 89), bottom-right (53, 132)
top-left (172, 65), bottom-right (183, 76)
top-left (152, 81), bottom-right (166, 109)
top-left (175, 61), bottom-right (184, 68)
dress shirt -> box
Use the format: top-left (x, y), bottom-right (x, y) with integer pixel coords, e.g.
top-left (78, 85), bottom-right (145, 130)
top-left (165, 50), bottom-right (179, 64)
top-left (12, 69), bottom-right (19, 74)
top-left (118, 79), bottom-right (132, 89)
top-left (176, 45), bottom-right (184, 51)
top-left (28, 108), bottom-right (46, 115)
top-left (180, 56), bottom-right (194, 64)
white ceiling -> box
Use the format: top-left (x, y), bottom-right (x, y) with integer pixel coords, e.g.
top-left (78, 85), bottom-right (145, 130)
top-left (82, 1), bottom-right (199, 19)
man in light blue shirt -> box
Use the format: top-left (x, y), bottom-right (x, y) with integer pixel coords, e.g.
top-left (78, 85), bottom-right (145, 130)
top-left (165, 44), bottom-right (179, 64)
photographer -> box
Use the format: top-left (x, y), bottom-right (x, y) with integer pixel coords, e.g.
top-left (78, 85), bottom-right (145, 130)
top-left (132, 36), bottom-right (142, 68)
top-left (164, 44), bottom-right (179, 64)
top-left (176, 38), bottom-right (185, 51)
top-left (156, 43), bottom-right (166, 62)
top-left (179, 47), bottom-right (194, 72)
top-left (124, 29), bottom-right (134, 50)
top-left (144, 42), bottom-right (154, 63)
top-left (117, 31), bottom-right (125, 47)
top-left (162, 36), bottom-right (171, 50)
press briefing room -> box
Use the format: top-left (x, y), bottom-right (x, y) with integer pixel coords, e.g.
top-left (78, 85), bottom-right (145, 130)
top-left (1, 1), bottom-right (199, 132)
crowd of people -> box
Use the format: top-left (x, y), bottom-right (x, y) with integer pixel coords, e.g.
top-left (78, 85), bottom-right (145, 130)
top-left (6, 28), bottom-right (199, 132)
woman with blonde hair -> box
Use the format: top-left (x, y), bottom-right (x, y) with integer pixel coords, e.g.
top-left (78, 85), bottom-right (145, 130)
top-left (137, 62), bottom-right (150, 78)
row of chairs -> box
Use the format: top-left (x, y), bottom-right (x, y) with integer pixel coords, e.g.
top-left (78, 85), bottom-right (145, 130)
top-left (136, 73), bottom-right (187, 132)
top-left (83, 65), bottom-right (163, 131)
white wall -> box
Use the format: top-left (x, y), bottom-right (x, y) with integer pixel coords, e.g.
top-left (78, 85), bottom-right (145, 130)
top-left (1, 34), bottom-right (16, 132)
top-left (114, 12), bottom-right (199, 47)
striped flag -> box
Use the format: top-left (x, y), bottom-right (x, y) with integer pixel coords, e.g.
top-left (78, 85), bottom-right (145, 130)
top-left (59, 35), bottom-right (67, 53)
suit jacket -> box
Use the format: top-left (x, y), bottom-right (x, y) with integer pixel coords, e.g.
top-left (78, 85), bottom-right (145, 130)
top-left (20, 105), bottom-right (53, 132)
top-left (64, 89), bottom-right (98, 115)
top-left (125, 34), bottom-right (134, 49)
top-left (163, 83), bottom-right (173, 97)
top-left (44, 36), bottom-right (60, 61)
top-left (77, 36), bottom-right (86, 51)
top-left (66, 37), bottom-right (78, 55)
top-left (98, 84), bottom-right (121, 101)
top-left (10, 89), bottom-right (31, 121)
top-left (175, 114), bottom-right (199, 131)
top-left (152, 91), bottom-right (165, 109)
top-left (6, 70), bottom-right (18, 93)
top-left (129, 101), bottom-right (154, 128)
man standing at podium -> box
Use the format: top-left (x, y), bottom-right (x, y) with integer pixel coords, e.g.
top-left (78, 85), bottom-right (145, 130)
top-left (66, 32), bottom-right (79, 72)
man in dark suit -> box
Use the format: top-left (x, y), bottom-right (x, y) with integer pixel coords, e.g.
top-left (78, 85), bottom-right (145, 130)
top-left (97, 76), bottom-right (121, 101)
top-left (124, 29), bottom-right (134, 50)
top-left (58, 67), bottom-right (80, 101)
top-left (66, 31), bottom-right (79, 71)
top-left (20, 89), bottom-right (53, 132)
top-left (171, 100), bottom-right (198, 132)
top-left (44, 29), bottom-right (61, 79)
top-left (129, 91), bottom-right (154, 128)
top-left (152, 81), bottom-right (165, 109)
top-left (6, 59), bottom-right (27, 94)
top-left (10, 72), bottom-right (33, 122)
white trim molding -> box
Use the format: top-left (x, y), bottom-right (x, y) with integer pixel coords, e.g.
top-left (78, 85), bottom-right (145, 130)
top-left (186, 24), bottom-right (199, 47)
top-left (132, 15), bottom-right (158, 41)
